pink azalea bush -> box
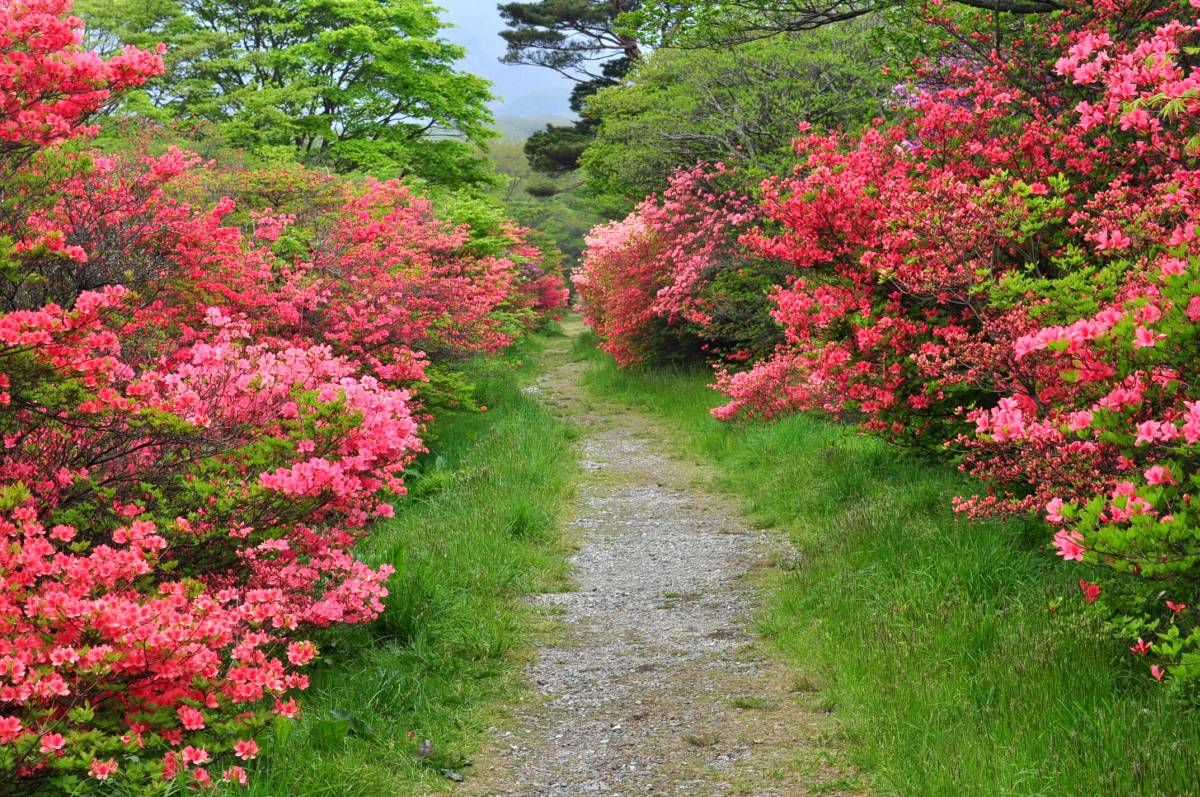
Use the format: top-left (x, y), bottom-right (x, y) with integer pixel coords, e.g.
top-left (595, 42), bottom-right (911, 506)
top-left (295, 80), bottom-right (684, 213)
top-left (573, 164), bottom-right (767, 366)
top-left (0, 2), bottom-right (567, 791)
top-left (579, 0), bottom-right (1200, 689)
top-left (1, 297), bottom-right (407, 788)
top-left (0, 0), bottom-right (162, 152)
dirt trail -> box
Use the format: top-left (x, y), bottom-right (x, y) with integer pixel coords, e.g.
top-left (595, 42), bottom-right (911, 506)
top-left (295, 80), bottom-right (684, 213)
top-left (452, 318), bottom-right (856, 797)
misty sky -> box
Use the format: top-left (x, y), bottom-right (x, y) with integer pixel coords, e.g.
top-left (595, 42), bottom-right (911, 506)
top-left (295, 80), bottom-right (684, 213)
top-left (436, 0), bottom-right (574, 119)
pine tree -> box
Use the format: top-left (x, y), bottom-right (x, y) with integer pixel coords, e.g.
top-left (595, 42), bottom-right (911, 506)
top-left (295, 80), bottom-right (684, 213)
top-left (498, 0), bottom-right (642, 175)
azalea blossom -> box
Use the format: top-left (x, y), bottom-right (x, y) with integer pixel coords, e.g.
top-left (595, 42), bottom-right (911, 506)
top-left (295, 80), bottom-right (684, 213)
top-left (39, 733), bottom-right (65, 754)
top-left (181, 746), bottom-right (211, 767)
top-left (1053, 529), bottom-right (1087, 561)
top-left (1143, 465), bottom-right (1177, 485)
top-left (89, 758), bottom-right (118, 781)
top-left (1133, 325), bottom-right (1166, 348)
top-left (233, 739), bottom-right (260, 761)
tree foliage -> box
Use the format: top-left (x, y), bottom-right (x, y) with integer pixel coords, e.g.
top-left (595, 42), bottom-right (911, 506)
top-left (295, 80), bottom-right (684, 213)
top-left (580, 25), bottom-right (892, 198)
top-left (488, 137), bottom-right (607, 265)
top-left (78, 0), bottom-right (496, 185)
top-left (623, 0), bottom-right (1065, 46)
top-left (499, 0), bottom-right (643, 79)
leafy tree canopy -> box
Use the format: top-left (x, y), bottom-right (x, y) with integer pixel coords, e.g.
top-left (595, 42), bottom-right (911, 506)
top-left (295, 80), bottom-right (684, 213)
top-left (525, 124), bottom-right (596, 176)
top-left (580, 25), bottom-right (893, 198)
top-left (78, 0), bottom-right (497, 186)
top-left (487, 137), bottom-right (609, 266)
top-left (499, 0), bottom-right (643, 79)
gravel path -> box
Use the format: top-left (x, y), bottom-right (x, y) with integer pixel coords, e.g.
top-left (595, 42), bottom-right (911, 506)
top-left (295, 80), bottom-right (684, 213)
top-left (452, 320), bottom-right (858, 797)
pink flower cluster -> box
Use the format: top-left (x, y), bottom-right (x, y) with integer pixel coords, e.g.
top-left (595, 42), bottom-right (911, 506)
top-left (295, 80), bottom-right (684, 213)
top-left (573, 164), bottom-right (763, 366)
top-left (0, 0), bottom-right (163, 150)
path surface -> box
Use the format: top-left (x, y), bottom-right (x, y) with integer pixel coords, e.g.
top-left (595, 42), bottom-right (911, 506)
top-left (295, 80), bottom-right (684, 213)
top-left (453, 319), bottom-right (856, 797)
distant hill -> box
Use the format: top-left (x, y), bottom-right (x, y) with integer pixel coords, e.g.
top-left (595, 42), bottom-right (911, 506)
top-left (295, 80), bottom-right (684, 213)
top-left (493, 115), bottom-right (575, 140)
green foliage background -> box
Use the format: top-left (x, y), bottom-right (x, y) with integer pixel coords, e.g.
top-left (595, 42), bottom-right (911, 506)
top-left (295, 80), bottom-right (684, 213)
top-left (581, 26), bottom-right (892, 199)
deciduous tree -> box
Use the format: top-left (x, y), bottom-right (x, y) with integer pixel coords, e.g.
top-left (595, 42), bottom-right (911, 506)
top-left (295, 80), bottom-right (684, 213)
top-left (581, 26), bottom-right (891, 197)
top-left (81, 0), bottom-right (497, 185)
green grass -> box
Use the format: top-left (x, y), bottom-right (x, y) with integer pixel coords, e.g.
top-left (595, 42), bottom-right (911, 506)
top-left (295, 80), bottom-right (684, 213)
top-left (575, 330), bottom-right (1200, 797)
top-left (239, 332), bottom-right (578, 796)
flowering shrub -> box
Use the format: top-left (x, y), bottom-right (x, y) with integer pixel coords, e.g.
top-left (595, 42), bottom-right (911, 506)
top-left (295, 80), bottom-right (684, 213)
top-left (580, 0), bottom-right (1200, 688)
top-left (962, 5), bottom-right (1200, 685)
top-left (575, 213), bottom-right (670, 366)
top-left (709, 0), bottom-right (1200, 437)
top-left (0, 2), bottom-right (566, 791)
top-left (0, 0), bottom-right (162, 160)
top-left (573, 164), bottom-right (766, 366)
top-left (708, 122), bottom-right (1026, 438)
top-left (21, 150), bottom-right (565, 385)
top-left (1, 296), bottom-right (407, 789)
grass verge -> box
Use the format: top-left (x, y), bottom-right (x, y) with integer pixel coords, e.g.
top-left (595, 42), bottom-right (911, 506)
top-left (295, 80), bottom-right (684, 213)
top-left (575, 330), bottom-right (1200, 797)
top-left (240, 332), bottom-right (578, 796)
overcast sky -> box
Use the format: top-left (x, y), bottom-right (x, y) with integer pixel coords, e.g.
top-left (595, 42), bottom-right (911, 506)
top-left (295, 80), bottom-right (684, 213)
top-left (436, 0), bottom-right (574, 119)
